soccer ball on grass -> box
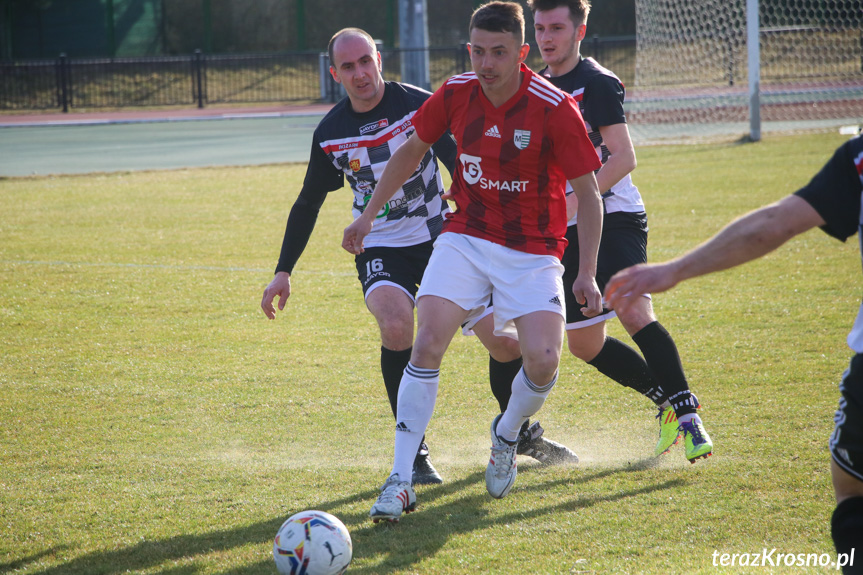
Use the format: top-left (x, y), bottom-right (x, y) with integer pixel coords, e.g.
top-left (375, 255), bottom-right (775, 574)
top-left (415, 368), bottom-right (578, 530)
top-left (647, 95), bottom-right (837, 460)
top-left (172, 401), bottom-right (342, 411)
top-left (273, 510), bottom-right (352, 575)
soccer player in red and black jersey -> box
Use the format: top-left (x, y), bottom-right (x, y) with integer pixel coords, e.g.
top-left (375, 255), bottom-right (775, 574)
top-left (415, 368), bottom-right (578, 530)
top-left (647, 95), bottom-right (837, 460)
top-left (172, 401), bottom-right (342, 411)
top-left (528, 0), bottom-right (713, 463)
top-left (262, 27), bottom-right (568, 487)
top-left (343, 1), bottom-right (604, 522)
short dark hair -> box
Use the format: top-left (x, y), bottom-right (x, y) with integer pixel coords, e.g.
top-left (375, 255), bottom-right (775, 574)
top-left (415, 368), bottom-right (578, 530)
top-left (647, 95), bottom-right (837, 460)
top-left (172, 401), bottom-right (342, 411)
top-left (526, 0), bottom-right (591, 26)
top-left (469, 2), bottom-right (525, 46)
top-left (327, 28), bottom-right (376, 67)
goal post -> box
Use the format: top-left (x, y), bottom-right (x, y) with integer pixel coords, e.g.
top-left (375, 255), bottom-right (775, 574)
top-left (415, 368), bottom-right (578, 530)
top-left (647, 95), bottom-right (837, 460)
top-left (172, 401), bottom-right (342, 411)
top-left (747, 0), bottom-right (760, 141)
top-left (630, 0), bottom-right (863, 145)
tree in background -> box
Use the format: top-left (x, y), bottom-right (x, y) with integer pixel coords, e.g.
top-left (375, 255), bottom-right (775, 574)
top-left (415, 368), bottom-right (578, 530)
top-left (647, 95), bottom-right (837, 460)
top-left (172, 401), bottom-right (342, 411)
top-left (1, 0), bottom-right (635, 59)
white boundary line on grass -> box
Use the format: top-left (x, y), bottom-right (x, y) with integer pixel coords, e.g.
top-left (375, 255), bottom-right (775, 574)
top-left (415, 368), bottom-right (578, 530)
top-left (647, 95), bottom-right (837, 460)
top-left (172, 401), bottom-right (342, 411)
top-left (0, 260), bottom-right (354, 275)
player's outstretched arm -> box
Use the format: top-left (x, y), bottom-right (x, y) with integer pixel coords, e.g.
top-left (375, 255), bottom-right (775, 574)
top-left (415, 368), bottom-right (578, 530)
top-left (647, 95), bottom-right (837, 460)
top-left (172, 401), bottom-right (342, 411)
top-left (568, 171), bottom-right (604, 317)
top-left (342, 133), bottom-right (433, 254)
top-left (605, 194), bottom-right (825, 312)
top-left (261, 271), bottom-right (292, 319)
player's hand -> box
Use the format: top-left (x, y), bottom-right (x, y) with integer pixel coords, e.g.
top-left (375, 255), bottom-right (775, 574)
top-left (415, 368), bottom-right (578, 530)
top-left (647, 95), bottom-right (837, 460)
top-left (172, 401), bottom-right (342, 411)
top-left (261, 271), bottom-right (292, 319)
top-left (572, 275), bottom-right (603, 318)
top-left (441, 186), bottom-right (454, 202)
top-left (605, 263), bottom-right (676, 313)
top-left (342, 216), bottom-right (372, 255)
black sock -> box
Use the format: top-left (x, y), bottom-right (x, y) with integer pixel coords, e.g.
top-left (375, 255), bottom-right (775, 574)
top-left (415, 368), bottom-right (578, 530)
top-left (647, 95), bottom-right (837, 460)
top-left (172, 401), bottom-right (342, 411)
top-left (632, 321), bottom-right (697, 418)
top-left (489, 355), bottom-right (523, 413)
top-left (832, 496), bottom-right (863, 573)
top-left (380, 346), bottom-right (411, 419)
top-left (587, 337), bottom-right (664, 404)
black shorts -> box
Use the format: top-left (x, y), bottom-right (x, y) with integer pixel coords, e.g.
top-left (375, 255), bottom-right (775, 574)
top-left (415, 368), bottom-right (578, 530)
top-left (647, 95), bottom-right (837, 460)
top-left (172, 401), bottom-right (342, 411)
top-left (562, 211), bottom-right (648, 327)
top-left (354, 240), bottom-right (435, 302)
top-left (831, 353), bottom-right (863, 481)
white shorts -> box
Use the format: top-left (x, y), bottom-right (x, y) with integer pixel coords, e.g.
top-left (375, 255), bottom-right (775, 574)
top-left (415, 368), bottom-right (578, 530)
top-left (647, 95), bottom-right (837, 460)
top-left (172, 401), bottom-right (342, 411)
top-left (418, 233), bottom-right (566, 339)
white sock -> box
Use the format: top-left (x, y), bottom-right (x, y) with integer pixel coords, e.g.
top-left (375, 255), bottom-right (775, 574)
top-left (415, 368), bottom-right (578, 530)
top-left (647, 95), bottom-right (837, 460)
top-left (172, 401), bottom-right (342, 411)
top-left (391, 362), bottom-right (439, 481)
top-left (678, 412), bottom-right (700, 426)
top-left (496, 368), bottom-right (557, 443)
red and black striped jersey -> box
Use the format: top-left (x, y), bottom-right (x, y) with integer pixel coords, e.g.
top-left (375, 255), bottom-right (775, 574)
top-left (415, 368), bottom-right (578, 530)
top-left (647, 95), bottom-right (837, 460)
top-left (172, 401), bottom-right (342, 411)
top-left (412, 64), bottom-right (600, 259)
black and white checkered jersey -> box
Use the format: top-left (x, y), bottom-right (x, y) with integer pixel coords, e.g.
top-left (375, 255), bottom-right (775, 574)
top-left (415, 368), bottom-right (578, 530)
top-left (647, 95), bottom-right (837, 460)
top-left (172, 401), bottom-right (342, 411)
top-left (794, 134), bottom-right (863, 353)
top-left (541, 57), bottom-right (644, 225)
top-left (310, 82), bottom-right (452, 247)
top-left (275, 82), bottom-right (456, 274)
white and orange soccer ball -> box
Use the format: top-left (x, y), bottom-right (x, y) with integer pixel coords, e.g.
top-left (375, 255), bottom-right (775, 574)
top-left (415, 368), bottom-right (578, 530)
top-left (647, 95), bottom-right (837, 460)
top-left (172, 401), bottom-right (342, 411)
top-left (273, 510), bottom-right (352, 575)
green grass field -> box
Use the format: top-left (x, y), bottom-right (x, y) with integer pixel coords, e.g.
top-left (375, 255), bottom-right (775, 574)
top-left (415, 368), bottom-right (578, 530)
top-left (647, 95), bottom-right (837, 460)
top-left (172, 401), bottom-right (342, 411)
top-left (1, 131), bottom-right (858, 574)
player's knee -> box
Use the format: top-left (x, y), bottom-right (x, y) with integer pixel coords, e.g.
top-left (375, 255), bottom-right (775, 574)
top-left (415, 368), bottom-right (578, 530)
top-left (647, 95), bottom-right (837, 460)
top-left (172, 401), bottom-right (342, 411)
top-left (567, 334), bottom-right (602, 362)
top-left (411, 328), bottom-right (449, 368)
top-left (376, 314), bottom-right (414, 350)
top-left (616, 297), bottom-right (656, 334)
top-left (485, 336), bottom-right (522, 363)
top-left (522, 347), bottom-right (561, 383)
top-left (832, 458), bottom-right (863, 503)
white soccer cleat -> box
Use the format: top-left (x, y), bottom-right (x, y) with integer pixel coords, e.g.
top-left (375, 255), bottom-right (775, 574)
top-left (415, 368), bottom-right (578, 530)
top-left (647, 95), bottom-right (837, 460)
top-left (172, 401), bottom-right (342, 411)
top-left (486, 413), bottom-right (518, 499)
top-left (369, 473), bottom-right (416, 523)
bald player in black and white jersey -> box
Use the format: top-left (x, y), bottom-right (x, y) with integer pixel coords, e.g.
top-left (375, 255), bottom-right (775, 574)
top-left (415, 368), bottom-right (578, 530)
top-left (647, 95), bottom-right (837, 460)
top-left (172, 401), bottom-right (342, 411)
top-left (261, 27), bottom-right (576, 485)
top-left (523, 0), bottom-right (713, 462)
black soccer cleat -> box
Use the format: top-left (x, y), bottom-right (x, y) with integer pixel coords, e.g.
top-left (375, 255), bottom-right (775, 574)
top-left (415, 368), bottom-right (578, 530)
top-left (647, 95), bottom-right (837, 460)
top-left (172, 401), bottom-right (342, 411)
top-left (412, 442), bottom-right (443, 485)
top-left (516, 420), bottom-right (579, 465)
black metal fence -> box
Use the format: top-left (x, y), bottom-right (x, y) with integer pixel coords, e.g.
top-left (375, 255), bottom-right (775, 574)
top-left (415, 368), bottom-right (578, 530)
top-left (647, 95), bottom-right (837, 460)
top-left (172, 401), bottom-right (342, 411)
top-left (0, 37), bottom-right (636, 111)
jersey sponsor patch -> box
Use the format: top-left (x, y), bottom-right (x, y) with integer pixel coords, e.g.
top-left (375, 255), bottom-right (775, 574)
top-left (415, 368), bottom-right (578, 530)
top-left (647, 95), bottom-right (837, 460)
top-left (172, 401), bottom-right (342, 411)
top-left (360, 118), bottom-right (389, 135)
top-left (460, 154), bottom-right (483, 185)
top-left (459, 153), bottom-right (529, 192)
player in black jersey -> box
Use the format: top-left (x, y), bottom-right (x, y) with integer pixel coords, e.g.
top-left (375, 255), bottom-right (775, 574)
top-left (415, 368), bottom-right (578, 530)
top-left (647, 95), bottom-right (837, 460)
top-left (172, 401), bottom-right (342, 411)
top-left (526, 0), bottom-right (713, 462)
top-left (606, 134), bottom-right (863, 573)
top-left (260, 27), bottom-right (575, 486)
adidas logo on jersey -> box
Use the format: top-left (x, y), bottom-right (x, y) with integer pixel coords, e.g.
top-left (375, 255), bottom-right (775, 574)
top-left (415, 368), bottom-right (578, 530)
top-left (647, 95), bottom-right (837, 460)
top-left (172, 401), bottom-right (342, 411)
top-left (484, 125), bottom-right (501, 138)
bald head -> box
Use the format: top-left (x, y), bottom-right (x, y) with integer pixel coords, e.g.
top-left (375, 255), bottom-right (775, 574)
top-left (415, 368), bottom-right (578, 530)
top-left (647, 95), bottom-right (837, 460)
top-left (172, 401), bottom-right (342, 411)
top-left (328, 28), bottom-right (377, 68)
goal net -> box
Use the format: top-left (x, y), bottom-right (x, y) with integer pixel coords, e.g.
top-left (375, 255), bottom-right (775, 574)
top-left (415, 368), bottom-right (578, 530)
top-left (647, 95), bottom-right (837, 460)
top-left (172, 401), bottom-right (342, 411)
top-left (630, 0), bottom-right (863, 144)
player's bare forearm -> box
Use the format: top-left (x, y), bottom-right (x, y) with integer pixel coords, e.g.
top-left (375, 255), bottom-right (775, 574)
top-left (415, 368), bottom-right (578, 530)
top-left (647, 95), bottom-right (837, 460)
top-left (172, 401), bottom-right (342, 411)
top-left (595, 123), bottom-right (636, 193)
top-left (565, 192), bottom-right (578, 221)
top-left (605, 195), bottom-right (825, 309)
top-left (663, 195), bottom-right (823, 282)
top-left (342, 134), bottom-right (431, 255)
top-left (366, 134), bottom-right (432, 216)
top-left (568, 172), bottom-right (603, 316)
top-left (342, 133), bottom-right (433, 255)
top-left (569, 172), bottom-right (602, 279)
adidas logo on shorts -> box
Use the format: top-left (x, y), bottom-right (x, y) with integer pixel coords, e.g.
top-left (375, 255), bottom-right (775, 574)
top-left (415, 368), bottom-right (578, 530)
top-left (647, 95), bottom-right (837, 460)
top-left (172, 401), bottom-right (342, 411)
top-left (484, 125), bottom-right (501, 138)
top-left (548, 296), bottom-right (561, 307)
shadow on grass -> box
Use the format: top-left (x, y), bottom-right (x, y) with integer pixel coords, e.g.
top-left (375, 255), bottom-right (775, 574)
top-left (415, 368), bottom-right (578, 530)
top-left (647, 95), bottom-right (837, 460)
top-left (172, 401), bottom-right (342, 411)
top-left (21, 462), bottom-right (683, 574)
top-left (20, 489), bottom-right (380, 575)
top-left (344, 464), bottom-right (687, 574)
top-left (0, 547), bottom-right (68, 572)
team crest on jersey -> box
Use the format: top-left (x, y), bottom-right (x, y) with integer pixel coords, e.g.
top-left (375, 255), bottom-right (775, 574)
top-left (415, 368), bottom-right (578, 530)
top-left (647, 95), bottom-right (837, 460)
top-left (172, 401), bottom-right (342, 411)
top-left (350, 159), bottom-right (361, 172)
top-left (360, 118), bottom-right (389, 135)
top-left (514, 130), bottom-right (531, 150)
